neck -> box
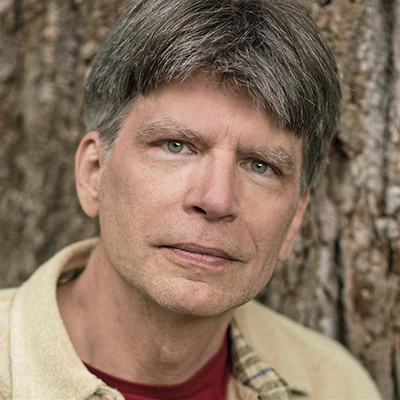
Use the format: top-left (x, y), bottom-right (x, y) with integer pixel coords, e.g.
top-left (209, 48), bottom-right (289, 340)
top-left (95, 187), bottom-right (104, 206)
top-left (57, 240), bottom-right (233, 384)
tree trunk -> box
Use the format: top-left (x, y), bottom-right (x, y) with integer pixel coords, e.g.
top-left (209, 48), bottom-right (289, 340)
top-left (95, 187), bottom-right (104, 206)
top-left (0, 0), bottom-right (399, 398)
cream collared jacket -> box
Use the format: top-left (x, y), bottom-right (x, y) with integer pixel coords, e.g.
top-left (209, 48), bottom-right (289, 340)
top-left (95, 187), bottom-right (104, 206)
top-left (0, 240), bottom-right (382, 400)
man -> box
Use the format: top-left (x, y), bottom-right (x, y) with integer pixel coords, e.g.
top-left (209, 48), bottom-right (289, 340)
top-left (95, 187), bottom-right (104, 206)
top-left (0, 0), bottom-right (382, 399)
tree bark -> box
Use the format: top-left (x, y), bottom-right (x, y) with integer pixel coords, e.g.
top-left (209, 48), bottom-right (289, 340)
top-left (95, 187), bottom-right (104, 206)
top-left (1, 0), bottom-right (399, 398)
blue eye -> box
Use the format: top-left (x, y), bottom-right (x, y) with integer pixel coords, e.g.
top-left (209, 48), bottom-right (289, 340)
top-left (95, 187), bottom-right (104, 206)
top-left (166, 141), bottom-right (185, 153)
top-left (251, 160), bottom-right (268, 174)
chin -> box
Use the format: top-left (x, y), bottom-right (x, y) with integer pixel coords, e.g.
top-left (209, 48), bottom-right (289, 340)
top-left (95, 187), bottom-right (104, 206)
top-left (145, 279), bottom-right (252, 318)
top-left (157, 298), bottom-right (230, 318)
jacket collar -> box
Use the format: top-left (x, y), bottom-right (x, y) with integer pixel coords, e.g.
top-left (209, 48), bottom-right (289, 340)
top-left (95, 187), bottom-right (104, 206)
top-left (10, 239), bottom-right (111, 399)
top-left (10, 239), bottom-right (310, 398)
top-left (234, 302), bottom-right (312, 395)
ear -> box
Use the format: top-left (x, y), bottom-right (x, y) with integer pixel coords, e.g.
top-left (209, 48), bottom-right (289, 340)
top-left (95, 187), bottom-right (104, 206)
top-left (278, 188), bottom-right (310, 261)
top-left (75, 131), bottom-right (105, 218)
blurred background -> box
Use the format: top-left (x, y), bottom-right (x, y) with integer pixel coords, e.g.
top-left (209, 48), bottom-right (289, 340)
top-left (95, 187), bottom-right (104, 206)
top-left (0, 0), bottom-right (399, 397)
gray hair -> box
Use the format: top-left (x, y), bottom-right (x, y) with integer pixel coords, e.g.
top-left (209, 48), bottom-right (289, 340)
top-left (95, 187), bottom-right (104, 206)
top-left (83, 0), bottom-right (342, 191)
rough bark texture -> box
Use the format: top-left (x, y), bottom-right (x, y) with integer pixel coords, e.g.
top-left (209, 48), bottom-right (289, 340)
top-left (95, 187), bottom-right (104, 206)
top-left (0, 0), bottom-right (399, 398)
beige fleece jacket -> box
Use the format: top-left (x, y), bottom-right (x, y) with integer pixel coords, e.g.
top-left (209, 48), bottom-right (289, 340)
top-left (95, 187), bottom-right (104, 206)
top-left (0, 239), bottom-right (382, 399)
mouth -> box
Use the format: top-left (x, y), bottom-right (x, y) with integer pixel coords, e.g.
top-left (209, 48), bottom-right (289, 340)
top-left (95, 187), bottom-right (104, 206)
top-left (161, 243), bottom-right (238, 267)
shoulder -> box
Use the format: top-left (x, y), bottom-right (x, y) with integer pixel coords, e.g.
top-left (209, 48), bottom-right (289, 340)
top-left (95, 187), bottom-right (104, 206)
top-left (0, 288), bottom-right (18, 399)
top-left (234, 300), bottom-right (382, 399)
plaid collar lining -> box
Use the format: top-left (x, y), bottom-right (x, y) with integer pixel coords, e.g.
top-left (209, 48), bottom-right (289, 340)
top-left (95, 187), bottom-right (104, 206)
top-left (230, 319), bottom-right (290, 400)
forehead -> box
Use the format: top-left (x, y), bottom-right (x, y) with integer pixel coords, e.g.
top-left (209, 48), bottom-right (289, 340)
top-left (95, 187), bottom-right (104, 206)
top-left (130, 75), bottom-right (296, 139)
top-left (118, 75), bottom-right (303, 176)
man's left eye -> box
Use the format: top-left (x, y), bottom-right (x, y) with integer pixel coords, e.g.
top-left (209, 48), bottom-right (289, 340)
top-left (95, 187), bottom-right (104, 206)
top-left (247, 160), bottom-right (279, 177)
top-left (250, 160), bottom-right (269, 174)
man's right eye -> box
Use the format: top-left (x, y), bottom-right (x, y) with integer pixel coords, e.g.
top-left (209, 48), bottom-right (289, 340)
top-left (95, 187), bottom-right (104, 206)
top-left (157, 140), bottom-right (193, 155)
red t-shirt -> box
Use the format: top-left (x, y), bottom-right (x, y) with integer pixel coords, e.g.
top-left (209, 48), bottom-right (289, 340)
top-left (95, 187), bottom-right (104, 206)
top-left (84, 335), bottom-right (230, 400)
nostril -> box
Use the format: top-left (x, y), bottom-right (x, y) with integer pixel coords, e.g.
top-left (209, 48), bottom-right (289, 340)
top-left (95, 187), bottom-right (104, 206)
top-left (193, 206), bottom-right (207, 215)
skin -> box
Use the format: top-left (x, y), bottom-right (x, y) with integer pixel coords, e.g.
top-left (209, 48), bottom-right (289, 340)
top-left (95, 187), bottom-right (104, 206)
top-left (57, 74), bottom-right (309, 385)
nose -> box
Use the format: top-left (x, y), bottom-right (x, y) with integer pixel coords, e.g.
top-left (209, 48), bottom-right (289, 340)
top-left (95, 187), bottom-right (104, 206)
top-left (182, 154), bottom-right (240, 223)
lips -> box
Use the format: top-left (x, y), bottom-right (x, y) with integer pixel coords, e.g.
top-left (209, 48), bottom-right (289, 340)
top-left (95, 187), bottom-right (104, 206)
top-left (164, 243), bottom-right (236, 261)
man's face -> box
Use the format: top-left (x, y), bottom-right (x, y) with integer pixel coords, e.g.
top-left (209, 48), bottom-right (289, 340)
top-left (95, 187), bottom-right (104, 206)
top-left (93, 75), bottom-right (306, 317)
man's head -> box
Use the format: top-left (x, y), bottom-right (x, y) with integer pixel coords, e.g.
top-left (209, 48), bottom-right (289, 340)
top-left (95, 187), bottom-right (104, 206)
top-left (83, 0), bottom-right (341, 192)
top-left (76, 0), bottom-right (341, 317)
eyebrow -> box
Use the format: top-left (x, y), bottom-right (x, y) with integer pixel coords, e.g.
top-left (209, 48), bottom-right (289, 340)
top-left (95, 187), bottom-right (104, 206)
top-left (137, 119), bottom-right (205, 143)
top-left (137, 118), bottom-right (298, 179)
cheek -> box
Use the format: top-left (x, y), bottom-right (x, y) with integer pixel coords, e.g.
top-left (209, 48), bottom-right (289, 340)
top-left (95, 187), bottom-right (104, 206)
top-left (238, 203), bottom-right (296, 298)
top-left (100, 157), bottom-right (187, 235)
top-left (248, 194), bottom-right (298, 260)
